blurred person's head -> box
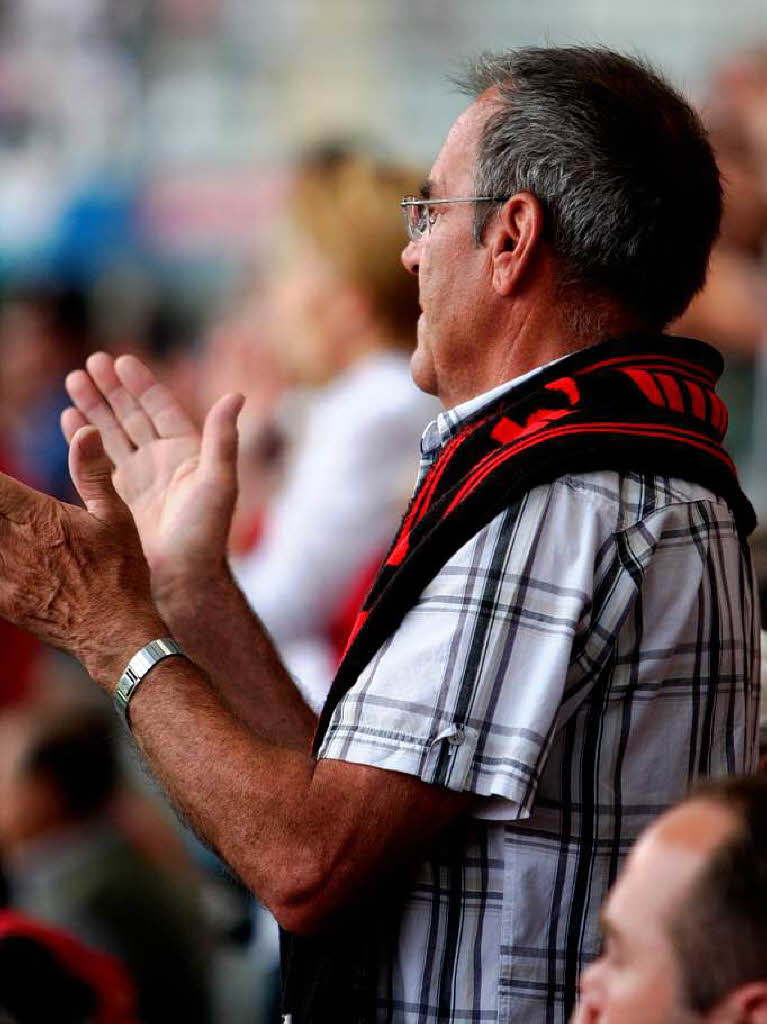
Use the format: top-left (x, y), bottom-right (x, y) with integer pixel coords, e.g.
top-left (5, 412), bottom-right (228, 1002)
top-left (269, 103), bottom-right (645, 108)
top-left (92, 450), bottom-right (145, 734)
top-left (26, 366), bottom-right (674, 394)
top-left (0, 283), bottom-right (93, 420)
top-left (0, 708), bottom-right (117, 856)
top-left (401, 47), bottom-right (723, 406)
top-left (139, 297), bottom-right (203, 421)
top-left (271, 146), bottom-right (422, 386)
top-left (575, 776), bottom-right (767, 1024)
top-left (198, 288), bottom-right (289, 554)
top-left (706, 48), bottom-right (767, 253)
top-left (200, 286), bottom-right (287, 424)
top-left (709, 137), bottom-right (767, 255)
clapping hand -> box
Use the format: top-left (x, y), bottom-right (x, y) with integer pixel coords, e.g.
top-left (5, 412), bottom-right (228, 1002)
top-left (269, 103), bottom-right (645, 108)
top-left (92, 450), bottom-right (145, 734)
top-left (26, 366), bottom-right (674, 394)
top-left (61, 353), bottom-right (244, 604)
top-left (0, 425), bottom-right (164, 685)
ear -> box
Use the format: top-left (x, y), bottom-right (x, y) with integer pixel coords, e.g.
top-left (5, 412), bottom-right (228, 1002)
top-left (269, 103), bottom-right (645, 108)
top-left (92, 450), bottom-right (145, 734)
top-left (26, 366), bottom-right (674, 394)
top-left (710, 983), bottom-right (767, 1024)
top-left (488, 192), bottom-right (545, 297)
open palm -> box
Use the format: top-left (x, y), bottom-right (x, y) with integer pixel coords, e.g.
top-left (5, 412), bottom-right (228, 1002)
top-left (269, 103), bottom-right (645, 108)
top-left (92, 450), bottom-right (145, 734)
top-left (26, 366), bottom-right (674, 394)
top-left (61, 352), bottom-right (243, 595)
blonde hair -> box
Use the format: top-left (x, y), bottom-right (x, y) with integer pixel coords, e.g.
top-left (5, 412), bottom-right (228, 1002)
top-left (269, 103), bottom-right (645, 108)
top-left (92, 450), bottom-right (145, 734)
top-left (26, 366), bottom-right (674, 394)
top-left (292, 150), bottom-right (422, 347)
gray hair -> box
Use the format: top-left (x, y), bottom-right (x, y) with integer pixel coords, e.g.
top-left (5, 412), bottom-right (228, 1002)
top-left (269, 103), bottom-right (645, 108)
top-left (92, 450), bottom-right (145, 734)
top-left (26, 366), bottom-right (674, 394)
top-left (454, 48), bottom-right (722, 340)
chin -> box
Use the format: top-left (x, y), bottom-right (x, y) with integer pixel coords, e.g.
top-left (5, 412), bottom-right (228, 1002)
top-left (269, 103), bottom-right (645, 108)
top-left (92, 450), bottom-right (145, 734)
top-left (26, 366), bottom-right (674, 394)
top-left (410, 321), bottom-right (439, 396)
top-left (410, 347), bottom-right (438, 397)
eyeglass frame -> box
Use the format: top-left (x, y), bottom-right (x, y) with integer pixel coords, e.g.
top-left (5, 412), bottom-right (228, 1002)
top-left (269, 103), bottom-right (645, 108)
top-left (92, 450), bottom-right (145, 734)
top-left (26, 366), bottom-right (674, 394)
top-left (400, 195), bottom-right (511, 241)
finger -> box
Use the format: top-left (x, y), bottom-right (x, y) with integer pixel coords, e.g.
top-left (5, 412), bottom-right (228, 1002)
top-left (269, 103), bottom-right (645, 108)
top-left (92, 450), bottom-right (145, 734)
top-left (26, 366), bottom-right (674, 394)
top-left (60, 405), bottom-right (89, 445)
top-left (65, 367), bottom-right (135, 465)
top-left (85, 351), bottom-right (158, 448)
top-left (114, 354), bottom-right (198, 439)
top-left (68, 425), bottom-right (131, 526)
top-left (200, 393), bottom-right (245, 490)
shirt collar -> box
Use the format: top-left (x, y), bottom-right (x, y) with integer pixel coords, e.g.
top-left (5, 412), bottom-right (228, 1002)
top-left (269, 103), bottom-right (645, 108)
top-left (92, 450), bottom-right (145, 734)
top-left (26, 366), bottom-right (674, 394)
top-left (420, 354), bottom-right (569, 461)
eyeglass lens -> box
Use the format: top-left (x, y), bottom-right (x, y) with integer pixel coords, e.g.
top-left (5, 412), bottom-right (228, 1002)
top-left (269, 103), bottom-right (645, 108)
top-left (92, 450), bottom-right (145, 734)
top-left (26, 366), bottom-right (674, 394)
top-left (401, 199), bottom-right (428, 240)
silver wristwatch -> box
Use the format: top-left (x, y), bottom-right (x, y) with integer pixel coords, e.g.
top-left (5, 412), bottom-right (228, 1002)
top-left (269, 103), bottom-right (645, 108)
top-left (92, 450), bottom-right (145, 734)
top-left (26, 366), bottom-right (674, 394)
top-left (114, 637), bottom-right (184, 729)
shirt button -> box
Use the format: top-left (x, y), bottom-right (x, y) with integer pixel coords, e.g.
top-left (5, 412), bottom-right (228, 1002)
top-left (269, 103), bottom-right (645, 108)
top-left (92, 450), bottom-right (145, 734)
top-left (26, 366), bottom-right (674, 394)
top-left (448, 727), bottom-right (465, 747)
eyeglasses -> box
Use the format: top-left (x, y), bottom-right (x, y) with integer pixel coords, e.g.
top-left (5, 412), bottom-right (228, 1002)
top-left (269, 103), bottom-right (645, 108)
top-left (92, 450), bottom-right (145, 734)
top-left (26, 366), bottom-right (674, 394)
top-left (400, 195), bottom-right (510, 241)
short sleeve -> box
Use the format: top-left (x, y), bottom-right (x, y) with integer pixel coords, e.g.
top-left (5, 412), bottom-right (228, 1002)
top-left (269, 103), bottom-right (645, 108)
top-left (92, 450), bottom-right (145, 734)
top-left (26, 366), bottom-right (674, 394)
top-left (317, 476), bottom-right (637, 819)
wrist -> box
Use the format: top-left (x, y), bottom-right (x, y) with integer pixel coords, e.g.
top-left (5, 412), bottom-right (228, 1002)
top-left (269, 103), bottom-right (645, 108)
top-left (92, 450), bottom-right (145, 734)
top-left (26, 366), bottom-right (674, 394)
top-left (114, 637), bottom-right (186, 729)
top-left (150, 557), bottom-right (233, 625)
top-left (80, 611), bottom-right (172, 694)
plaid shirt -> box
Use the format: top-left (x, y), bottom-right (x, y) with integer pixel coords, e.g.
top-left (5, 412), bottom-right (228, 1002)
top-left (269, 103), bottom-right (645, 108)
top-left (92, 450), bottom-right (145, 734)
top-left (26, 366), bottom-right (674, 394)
top-left (318, 371), bottom-right (760, 1024)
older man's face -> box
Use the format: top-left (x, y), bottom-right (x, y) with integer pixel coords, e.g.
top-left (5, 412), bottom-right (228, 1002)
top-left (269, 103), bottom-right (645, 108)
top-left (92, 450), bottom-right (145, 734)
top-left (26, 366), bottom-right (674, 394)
top-left (401, 97), bottom-right (498, 408)
top-left (573, 800), bottom-right (737, 1024)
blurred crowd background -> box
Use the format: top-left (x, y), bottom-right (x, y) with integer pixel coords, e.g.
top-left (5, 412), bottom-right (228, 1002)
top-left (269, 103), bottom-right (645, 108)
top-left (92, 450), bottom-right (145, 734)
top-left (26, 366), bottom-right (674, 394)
top-left (1, 1), bottom-right (767, 1021)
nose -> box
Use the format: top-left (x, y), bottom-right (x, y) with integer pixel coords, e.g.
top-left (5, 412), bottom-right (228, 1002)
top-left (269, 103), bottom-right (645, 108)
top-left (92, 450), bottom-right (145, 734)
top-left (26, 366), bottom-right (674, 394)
top-left (401, 238), bottom-right (420, 277)
top-left (571, 961), bottom-right (603, 1023)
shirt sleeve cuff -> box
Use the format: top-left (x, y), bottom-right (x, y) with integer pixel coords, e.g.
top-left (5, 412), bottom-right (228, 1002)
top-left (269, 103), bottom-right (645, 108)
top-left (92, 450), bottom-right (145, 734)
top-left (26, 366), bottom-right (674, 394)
top-left (318, 716), bottom-right (536, 819)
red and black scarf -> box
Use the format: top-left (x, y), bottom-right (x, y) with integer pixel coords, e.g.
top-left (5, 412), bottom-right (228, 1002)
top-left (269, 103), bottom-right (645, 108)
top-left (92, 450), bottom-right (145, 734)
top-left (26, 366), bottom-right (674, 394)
top-left (283, 333), bottom-right (755, 1023)
top-left (314, 333), bottom-right (754, 754)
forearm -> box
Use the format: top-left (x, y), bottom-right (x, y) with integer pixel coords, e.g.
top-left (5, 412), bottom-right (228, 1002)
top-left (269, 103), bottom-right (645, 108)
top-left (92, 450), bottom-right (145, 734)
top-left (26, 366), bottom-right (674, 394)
top-left (126, 657), bottom-right (322, 928)
top-left (125, 655), bottom-right (474, 937)
top-left (70, 579), bottom-right (330, 932)
top-left (152, 562), bottom-right (316, 749)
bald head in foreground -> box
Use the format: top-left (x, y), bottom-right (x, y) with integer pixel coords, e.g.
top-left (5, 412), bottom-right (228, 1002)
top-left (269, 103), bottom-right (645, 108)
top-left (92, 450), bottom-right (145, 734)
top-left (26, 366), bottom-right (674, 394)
top-left (575, 777), bottom-right (767, 1024)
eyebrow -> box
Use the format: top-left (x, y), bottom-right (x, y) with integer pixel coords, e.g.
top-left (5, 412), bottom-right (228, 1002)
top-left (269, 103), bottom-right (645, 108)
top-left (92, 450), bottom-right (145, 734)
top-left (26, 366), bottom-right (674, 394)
top-left (419, 179), bottom-right (434, 200)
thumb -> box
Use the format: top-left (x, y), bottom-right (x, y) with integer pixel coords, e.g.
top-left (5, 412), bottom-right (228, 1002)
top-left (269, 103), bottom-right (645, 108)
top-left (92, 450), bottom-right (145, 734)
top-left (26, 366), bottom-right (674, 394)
top-left (200, 393), bottom-right (245, 489)
top-left (69, 425), bottom-right (128, 523)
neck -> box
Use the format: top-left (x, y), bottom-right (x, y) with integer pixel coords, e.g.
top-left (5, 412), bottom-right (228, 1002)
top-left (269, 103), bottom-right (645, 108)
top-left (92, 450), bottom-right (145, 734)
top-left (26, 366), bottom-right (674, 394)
top-left (443, 299), bottom-right (648, 408)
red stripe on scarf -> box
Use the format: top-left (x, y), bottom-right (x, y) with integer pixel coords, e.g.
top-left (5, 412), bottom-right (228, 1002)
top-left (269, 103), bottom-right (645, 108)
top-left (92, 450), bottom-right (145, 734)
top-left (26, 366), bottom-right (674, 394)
top-left (445, 420), bottom-right (735, 516)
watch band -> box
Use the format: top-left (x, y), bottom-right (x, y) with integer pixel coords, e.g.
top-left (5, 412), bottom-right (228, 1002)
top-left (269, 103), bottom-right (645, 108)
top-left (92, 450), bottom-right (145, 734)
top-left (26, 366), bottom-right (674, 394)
top-left (114, 637), bottom-right (185, 729)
